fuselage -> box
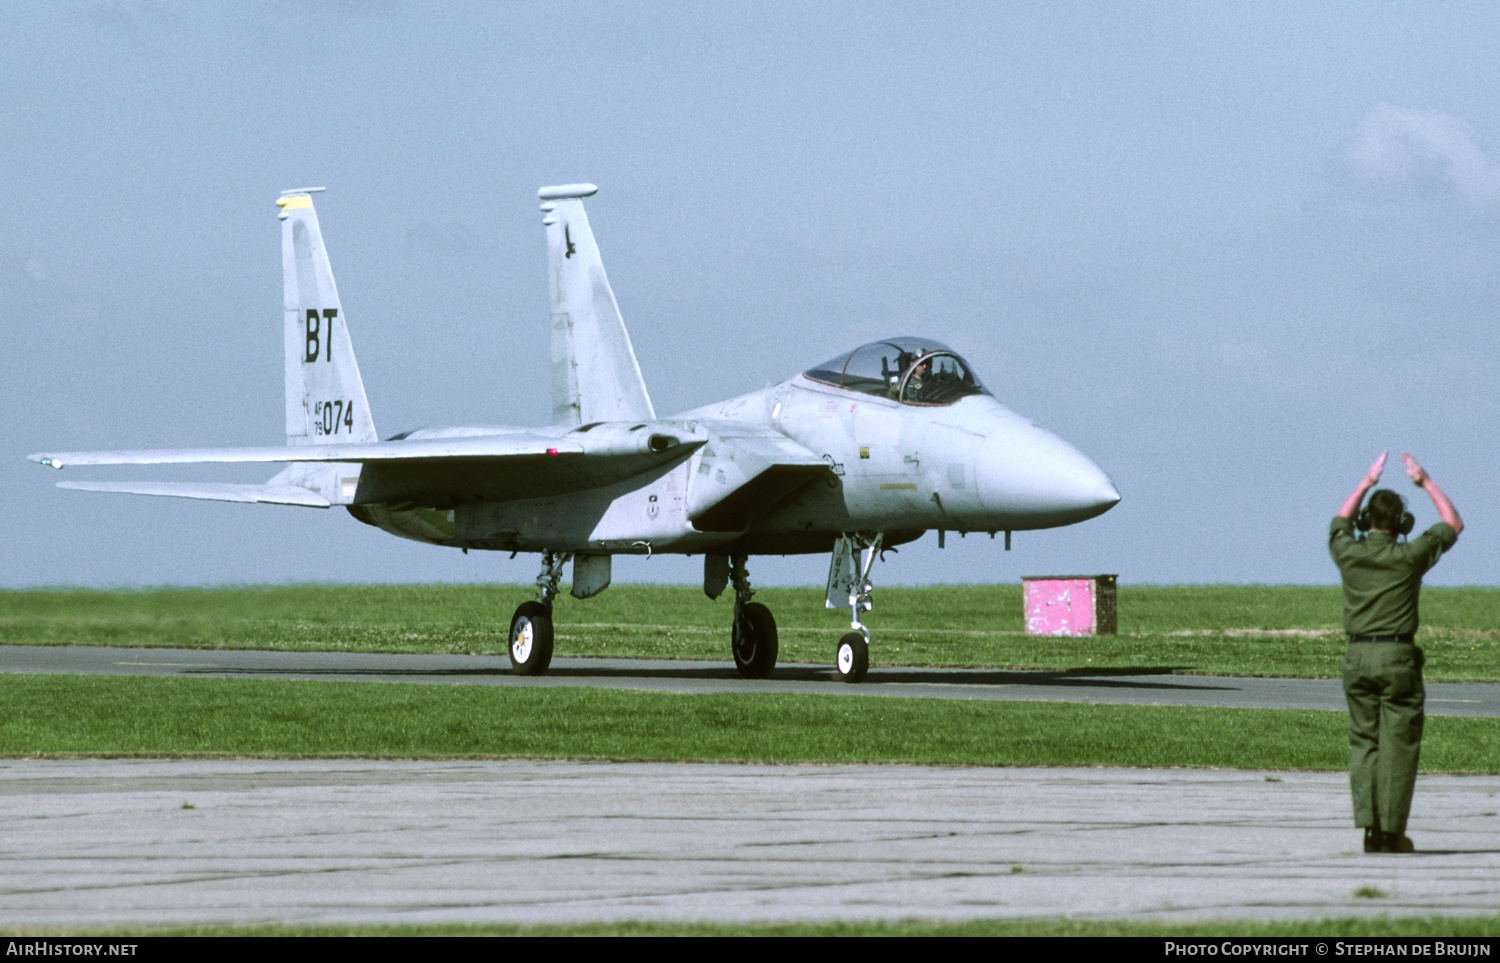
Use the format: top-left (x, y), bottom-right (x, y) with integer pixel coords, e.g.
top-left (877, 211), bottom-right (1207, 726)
top-left (352, 369), bottom-right (1120, 556)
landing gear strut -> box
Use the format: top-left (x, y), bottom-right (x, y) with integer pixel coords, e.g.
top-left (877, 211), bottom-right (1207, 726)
top-left (826, 533), bottom-right (882, 683)
top-left (729, 554), bottom-right (778, 678)
top-left (509, 550), bottom-right (569, 675)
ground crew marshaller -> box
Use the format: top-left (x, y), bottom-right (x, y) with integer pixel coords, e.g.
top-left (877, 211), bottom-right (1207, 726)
top-left (1331, 451), bottom-right (1462, 854)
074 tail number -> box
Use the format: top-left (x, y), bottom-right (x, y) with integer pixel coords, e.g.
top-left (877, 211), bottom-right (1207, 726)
top-left (313, 399), bottom-right (354, 436)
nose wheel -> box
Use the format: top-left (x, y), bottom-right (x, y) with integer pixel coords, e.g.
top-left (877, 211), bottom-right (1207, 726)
top-left (835, 631), bottom-right (868, 683)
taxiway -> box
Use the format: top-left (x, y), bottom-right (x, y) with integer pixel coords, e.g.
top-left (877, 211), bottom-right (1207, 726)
top-left (2, 644), bottom-right (1498, 716)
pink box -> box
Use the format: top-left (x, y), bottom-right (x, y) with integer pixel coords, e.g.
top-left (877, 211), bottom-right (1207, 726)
top-left (1023, 575), bottom-right (1118, 636)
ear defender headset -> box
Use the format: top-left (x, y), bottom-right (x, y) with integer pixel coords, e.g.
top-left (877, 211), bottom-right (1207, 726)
top-left (1357, 489), bottom-right (1415, 536)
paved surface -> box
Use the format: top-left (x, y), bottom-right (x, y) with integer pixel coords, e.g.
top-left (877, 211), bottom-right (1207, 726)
top-left (2, 759), bottom-right (1499, 927)
top-left (4, 644), bottom-right (1499, 716)
top-left (5, 648), bottom-right (1498, 927)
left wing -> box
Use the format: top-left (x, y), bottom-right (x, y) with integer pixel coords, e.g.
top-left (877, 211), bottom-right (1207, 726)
top-left (30, 432), bottom-right (578, 469)
top-left (33, 423), bottom-right (708, 509)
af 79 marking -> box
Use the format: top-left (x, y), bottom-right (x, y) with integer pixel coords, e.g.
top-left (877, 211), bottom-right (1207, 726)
top-left (312, 399), bottom-right (355, 436)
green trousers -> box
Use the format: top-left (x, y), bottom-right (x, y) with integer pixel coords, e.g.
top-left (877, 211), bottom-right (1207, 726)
top-left (1342, 641), bottom-right (1425, 834)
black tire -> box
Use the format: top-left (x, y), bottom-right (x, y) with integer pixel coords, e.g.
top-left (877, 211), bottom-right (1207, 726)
top-left (509, 601), bottom-right (554, 675)
top-left (732, 602), bottom-right (778, 679)
top-left (835, 631), bottom-right (868, 683)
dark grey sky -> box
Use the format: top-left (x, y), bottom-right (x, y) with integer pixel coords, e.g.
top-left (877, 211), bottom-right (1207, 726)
top-left (4, 2), bottom-right (1496, 588)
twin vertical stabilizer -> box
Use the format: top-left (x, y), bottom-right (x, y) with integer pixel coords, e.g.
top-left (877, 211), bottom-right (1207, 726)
top-left (273, 189), bottom-right (374, 505)
top-left (278, 190), bottom-right (378, 446)
top-left (539, 184), bottom-right (655, 426)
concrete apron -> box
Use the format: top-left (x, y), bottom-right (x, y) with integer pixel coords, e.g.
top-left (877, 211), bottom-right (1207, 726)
top-left (2, 759), bottom-right (1497, 928)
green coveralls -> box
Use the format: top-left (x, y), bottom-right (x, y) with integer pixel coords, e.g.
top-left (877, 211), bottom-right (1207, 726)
top-left (1329, 516), bottom-right (1457, 834)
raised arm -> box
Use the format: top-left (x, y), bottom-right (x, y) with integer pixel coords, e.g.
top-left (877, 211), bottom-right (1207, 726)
top-left (1404, 453), bottom-right (1463, 534)
top-left (1338, 450), bottom-right (1387, 519)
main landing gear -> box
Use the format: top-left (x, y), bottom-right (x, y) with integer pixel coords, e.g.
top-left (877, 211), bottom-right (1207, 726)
top-left (705, 554), bottom-right (779, 678)
top-left (826, 532), bottom-right (883, 683)
top-left (729, 555), bottom-right (778, 678)
top-left (509, 550), bottom-right (569, 675)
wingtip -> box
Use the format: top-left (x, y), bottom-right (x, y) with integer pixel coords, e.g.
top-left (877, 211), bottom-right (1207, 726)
top-left (28, 453), bottom-right (62, 469)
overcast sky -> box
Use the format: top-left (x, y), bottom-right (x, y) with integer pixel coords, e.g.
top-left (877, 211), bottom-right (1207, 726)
top-left (3, 2), bottom-right (1496, 590)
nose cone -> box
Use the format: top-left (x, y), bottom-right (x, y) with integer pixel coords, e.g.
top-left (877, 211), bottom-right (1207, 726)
top-left (976, 422), bottom-right (1119, 528)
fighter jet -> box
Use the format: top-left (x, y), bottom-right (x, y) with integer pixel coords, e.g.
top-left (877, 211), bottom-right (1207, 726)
top-left (30, 185), bottom-right (1119, 682)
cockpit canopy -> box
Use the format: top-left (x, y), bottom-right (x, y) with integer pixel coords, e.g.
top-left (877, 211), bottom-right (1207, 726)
top-left (803, 337), bottom-right (990, 406)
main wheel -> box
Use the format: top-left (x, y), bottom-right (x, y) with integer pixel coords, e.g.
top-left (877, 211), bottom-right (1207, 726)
top-left (835, 631), bottom-right (868, 683)
top-left (732, 602), bottom-right (778, 679)
top-left (509, 601), bottom-right (554, 675)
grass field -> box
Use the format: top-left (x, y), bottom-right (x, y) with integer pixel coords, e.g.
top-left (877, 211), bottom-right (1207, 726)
top-left (4, 673), bottom-right (1498, 770)
top-left (3, 584), bottom-right (1498, 681)
top-left (5, 917), bottom-right (1500, 937)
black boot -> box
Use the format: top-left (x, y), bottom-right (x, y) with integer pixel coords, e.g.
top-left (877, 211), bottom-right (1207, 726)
top-left (1383, 833), bottom-right (1415, 853)
top-left (1363, 828), bottom-right (1384, 853)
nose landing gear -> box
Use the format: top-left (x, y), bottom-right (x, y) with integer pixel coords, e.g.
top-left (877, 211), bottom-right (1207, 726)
top-left (827, 533), bottom-right (882, 682)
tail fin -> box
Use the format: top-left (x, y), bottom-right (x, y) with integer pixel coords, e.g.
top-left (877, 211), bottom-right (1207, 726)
top-left (277, 189), bottom-right (378, 446)
top-left (538, 184), bottom-right (655, 426)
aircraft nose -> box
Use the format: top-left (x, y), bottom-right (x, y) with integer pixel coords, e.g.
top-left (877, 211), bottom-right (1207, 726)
top-left (975, 422), bottom-right (1120, 527)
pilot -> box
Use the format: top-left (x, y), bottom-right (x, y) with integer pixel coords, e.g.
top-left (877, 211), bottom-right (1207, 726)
top-left (1330, 451), bottom-right (1462, 854)
top-left (903, 356), bottom-right (933, 403)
